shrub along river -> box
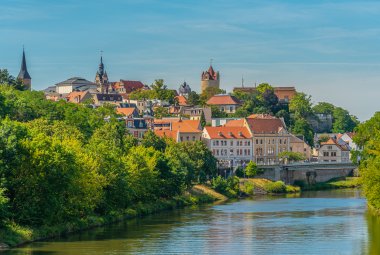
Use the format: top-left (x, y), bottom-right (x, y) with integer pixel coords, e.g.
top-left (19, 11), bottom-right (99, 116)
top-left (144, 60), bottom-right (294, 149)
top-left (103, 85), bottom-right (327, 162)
top-left (2, 189), bottom-right (379, 255)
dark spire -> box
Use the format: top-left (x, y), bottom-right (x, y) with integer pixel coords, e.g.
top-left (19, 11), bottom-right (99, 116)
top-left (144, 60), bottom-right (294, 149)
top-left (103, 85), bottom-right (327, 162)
top-left (18, 47), bottom-right (31, 80)
top-left (98, 56), bottom-right (104, 77)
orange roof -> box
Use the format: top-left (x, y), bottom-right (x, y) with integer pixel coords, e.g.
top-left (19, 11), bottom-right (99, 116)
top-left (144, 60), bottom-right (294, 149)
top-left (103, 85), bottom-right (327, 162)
top-left (154, 129), bottom-right (178, 140)
top-left (204, 126), bottom-right (252, 139)
top-left (321, 138), bottom-right (349, 151)
top-left (154, 119), bottom-right (201, 133)
top-left (175, 95), bottom-right (188, 106)
top-left (66, 91), bottom-right (89, 103)
top-left (116, 107), bottom-right (136, 116)
top-left (206, 95), bottom-right (241, 105)
top-left (224, 119), bottom-right (245, 127)
top-left (247, 114), bottom-right (277, 119)
top-left (245, 115), bottom-right (286, 134)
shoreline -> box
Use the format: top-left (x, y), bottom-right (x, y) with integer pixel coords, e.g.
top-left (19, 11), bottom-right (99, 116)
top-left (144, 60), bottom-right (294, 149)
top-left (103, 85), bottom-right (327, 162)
top-left (1, 177), bottom-right (362, 250)
top-left (0, 185), bottom-right (226, 250)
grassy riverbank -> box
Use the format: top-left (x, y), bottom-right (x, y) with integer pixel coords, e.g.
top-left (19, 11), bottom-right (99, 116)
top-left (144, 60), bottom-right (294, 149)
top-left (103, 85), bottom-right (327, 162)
top-left (240, 178), bottom-right (300, 196)
top-left (0, 186), bottom-right (224, 249)
top-left (297, 177), bottom-right (362, 191)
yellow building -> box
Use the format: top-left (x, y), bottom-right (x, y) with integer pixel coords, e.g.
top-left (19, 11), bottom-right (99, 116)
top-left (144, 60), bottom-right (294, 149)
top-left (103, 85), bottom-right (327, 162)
top-left (201, 65), bottom-right (220, 93)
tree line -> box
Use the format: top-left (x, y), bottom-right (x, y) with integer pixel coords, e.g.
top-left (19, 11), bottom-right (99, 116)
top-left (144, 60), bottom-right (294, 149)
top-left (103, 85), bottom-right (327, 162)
top-left (0, 84), bottom-right (217, 227)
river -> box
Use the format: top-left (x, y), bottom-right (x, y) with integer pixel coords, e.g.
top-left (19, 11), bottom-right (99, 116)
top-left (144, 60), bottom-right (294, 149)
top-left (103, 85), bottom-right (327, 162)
top-left (3, 189), bottom-right (380, 255)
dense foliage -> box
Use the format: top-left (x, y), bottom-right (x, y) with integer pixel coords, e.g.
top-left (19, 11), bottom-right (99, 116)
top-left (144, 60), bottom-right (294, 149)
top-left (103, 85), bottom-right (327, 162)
top-left (0, 85), bottom-right (217, 227)
top-left (353, 112), bottom-right (380, 211)
top-left (129, 79), bottom-right (177, 104)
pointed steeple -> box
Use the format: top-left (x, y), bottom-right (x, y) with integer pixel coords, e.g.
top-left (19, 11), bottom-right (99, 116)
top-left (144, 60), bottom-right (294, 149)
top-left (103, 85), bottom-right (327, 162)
top-left (98, 56), bottom-right (104, 77)
top-left (18, 47), bottom-right (31, 80)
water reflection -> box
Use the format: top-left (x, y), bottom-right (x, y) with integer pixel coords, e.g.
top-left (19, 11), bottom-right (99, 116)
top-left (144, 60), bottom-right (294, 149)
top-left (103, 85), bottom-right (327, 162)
top-left (2, 189), bottom-right (378, 255)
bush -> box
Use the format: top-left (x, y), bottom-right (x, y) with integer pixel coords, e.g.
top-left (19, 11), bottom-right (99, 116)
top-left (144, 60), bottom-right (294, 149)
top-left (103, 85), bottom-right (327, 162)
top-left (211, 176), bottom-right (240, 198)
top-left (0, 188), bottom-right (9, 226)
top-left (264, 181), bottom-right (286, 193)
top-left (242, 182), bottom-right (254, 195)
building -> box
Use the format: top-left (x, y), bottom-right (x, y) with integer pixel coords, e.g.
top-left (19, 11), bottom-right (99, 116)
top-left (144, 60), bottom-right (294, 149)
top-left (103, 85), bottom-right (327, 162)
top-left (182, 107), bottom-right (212, 123)
top-left (337, 132), bottom-right (358, 151)
top-left (94, 56), bottom-right (110, 93)
top-left (116, 107), bottom-right (139, 118)
top-left (206, 95), bottom-right (241, 113)
top-left (308, 114), bottom-right (333, 133)
top-left (125, 118), bottom-right (148, 139)
top-left (318, 138), bottom-right (350, 163)
top-left (233, 86), bottom-right (296, 103)
top-left (211, 118), bottom-right (241, 127)
top-left (225, 114), bottom-right (291, 165)
top-left (55, 77), bottom-right (98, 94)
top-left (203, 126), bottom-right (253, 169)
top-left (175, 95), bottom-right (189, 106)
top-left (92, 93), bottom-right (123, 106)
top-left (154, 119), bottom-right (203, 142)
top-left (17, 48), bottom-right (31, 90)
top-left (289, 134), bottom-right (312, 160)
top-left (112, 80), bottom-right (145, 94)
top-left (201, 64), bottom-right (220, 93)
top-left (178, 81), bottom-right (191, 97)
top-left (66, 91), bottom-right (92, 104)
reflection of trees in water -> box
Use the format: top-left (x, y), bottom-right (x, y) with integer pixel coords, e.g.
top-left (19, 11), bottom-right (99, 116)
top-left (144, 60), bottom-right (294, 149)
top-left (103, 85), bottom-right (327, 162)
top-left (366, 211), bottom-right (380, 255)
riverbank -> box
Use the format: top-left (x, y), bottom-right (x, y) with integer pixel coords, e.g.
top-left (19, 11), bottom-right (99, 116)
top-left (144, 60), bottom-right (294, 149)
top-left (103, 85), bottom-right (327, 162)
top-left (0, 185), bottom-right (225, 249)
top-left (240, 178), bottom-right (300, 196)
top-left (298, 177), bottom-right (361, 191)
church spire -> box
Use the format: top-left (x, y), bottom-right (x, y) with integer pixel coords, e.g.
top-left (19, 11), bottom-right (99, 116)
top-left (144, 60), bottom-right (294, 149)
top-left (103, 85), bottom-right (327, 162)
top-left (18, 47), bottom-right (31, 80)
top-left (18, 47), bottom-right (32, 90)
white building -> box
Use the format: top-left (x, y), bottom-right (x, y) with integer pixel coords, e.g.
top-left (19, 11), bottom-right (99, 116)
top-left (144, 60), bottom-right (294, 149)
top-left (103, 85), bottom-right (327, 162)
top-left (203, 126), bottom-right (253, 168)
top-left (318, 138), bottom-right (350, 163)
top-left (55, 77), bottom-right (98, 94)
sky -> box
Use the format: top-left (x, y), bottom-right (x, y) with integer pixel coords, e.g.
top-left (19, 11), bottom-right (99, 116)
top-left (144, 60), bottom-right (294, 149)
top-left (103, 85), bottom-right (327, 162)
top-left (1, 0), bottom-right (380, 121)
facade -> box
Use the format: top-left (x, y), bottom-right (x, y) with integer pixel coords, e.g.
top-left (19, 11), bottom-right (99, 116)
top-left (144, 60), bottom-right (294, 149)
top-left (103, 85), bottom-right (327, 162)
top-left (182, 106), bottom-right (212, 123)
top-left (125, 118), bottom-right (148, 139)
top-left (337, 132), bottom-right (358, 151)
top-left (318, 138), bottom-right (350, 163)
top-left (225, 114), bottom-right (291, 165)
top-left (203, 126), bottom-right (253, 168)
top-left (201, 65), bottom-right (220, 93)
top-left (233, 86), bottom-right (296, 103)
top-left (17, 48), bottom-right (32, 90)
top-left (206, 95), bottom-right (241, 113)
top-left (55, 77), bottom-right (98, 94)
top-left (308, 114), bottom-right (333, 133)
top-left (289, 134), bottom-right (312, 160)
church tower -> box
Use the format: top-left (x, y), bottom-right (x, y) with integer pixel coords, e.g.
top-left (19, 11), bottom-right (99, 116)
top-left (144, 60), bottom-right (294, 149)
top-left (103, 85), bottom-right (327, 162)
top-left (95, 55), bottom-right (110, 93)
top-left (201, 64), bottom-right (219, 93)
top-left (18, 48), bottom-right (31, 90)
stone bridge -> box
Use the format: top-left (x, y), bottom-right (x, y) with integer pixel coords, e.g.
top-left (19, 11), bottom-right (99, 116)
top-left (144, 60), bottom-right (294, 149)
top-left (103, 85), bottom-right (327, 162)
top-left (256, 162), bottom-right (357, 185)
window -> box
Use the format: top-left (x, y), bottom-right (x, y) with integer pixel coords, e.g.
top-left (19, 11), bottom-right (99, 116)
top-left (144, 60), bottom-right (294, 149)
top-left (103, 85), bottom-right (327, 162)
top-left (230, 149), bottom-right (234, 155)
top-left (323, 152), bottom-right (329, 157)
top-left (328, 146), bottom-right (333, 150)
top-left (260, 139), bottom-right (263, 144)
top-left (133, 131), bottom-right (138, 137)
top-left (331, 152), bottom-right (337, 157)
top-left (230, 106), bottom-right (233, 112)
top-left (192, 136), bottom-right (196, 141)
top-left (216, 141), bottom-right (219, 146)
top-left (284, 139), bottom-right (287, 144)
top-left (186, 136), bottom-right (190, 141)
top-left (127, 121), bottom-right (133, 127)
top-left (230, 141), bottom-right (233, 146)
top-left (279, 139), bottom-right (282, 144)
top-left (248, 141), bottom-right (250, 146)
top-left (256, 139), bottom-right (259, 144)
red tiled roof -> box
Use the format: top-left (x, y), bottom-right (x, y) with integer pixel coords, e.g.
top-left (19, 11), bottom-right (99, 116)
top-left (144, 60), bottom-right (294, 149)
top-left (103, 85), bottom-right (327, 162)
top-left (204, 126), bottom-right (252, 139)
top-left (224, 119), bottom-right (245, 127)
top-left (113, 80), bottom-right (144, 93)
top-left (245, 116), bottom-right (286, 134)
top-left (116, 107), bottom-right (136, 117)
top-left (65, 91), bottom-right (89, 103)
top-left (154, 119), bottom-right (201, 133)
top-left (176, 95), bottom-right (188, 106)
top-left (206, 95), bottom-right (241, 105)
top-left (154, 129), bottom-right (178, 140)
top-left (321, 138), bottom-right (350, 151)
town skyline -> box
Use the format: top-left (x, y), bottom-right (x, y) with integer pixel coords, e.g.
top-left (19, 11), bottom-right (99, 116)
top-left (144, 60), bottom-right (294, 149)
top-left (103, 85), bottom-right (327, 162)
top-left (3, 0), bottom-right (380, 121)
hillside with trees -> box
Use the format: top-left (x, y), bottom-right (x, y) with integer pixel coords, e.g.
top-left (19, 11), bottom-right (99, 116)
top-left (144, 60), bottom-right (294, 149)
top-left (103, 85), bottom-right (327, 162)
top-left (0, 84), bottom-right (217, 241)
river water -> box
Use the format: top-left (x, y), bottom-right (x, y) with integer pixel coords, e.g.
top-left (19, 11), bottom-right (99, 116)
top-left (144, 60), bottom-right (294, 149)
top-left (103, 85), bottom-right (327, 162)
top-left (3, 189), bottom-right (380, 255)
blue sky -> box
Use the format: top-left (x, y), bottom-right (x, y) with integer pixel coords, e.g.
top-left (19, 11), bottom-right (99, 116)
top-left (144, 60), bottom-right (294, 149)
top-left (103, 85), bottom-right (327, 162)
top-left (2, 0), bottom-right (380, 120)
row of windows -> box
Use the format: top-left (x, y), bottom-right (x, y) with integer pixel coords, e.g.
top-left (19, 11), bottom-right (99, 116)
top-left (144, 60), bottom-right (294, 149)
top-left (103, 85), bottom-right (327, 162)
top-left (212, 149), bottom-right (251, 156)
top-left (256, 147), bottom-right (288, 156)
top-left (255, 138), bottom-right (288, 145)
top-left (212, 140), bottom-right (251, 146)
top-left (323, 151), bottom-right (337, 157)
top-left (180, 136), bottom-right (201, 142)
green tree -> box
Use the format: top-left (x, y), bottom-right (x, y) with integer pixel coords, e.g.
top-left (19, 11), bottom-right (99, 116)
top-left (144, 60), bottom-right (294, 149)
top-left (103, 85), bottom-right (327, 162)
top-left (154, 106), bottom-right (169, 119)
top-left (313, 102), bottom-right (335, 115)
top-left (332, 107), bottom-right (359, 133)
top-left (278, 151), bottom-right (306, 162)
top-left (289, 92), bottom-right (313, 119)
top-left (291, 118), bottom-right (314, 146)
top-left (141, 130), bottom-right (167, 151)
top-left (245, 161), bottom-right (260, 177)
top-left (186, 91), bottom-right (200, 106)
